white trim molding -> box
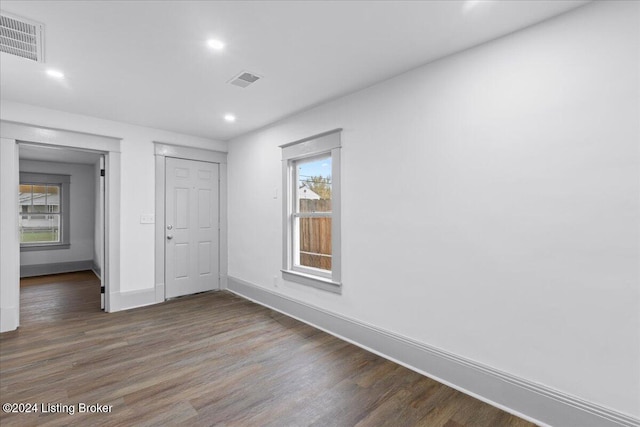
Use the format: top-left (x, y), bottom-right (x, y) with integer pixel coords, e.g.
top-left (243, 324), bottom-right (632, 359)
top-left (1, 120), bottom-right (121, 152)
top-left (109, 288), bottom-right (157, 312)
top-left (281, 269), bottom-right (341, 294)
top-left (153, 141), bottom-right (228, 302)
top-left (0, 120), bottom-right (121, 331)
top-left (227, 276), bottom-right (640, 427)
top-left (0, 138), bottom-right (20, 333)
top-left (154, 141), bottom-right (227, 164)
top-left (281, 129), bottom-right (342, 293)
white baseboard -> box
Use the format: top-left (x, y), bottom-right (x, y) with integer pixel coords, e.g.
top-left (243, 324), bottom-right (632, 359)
top-left (228, 276), bottom-right (639, 427)
top-left (155, 283), bottom-right (165, 303)
top-left (20, 260), bottom-right (94, 278)
top-left (0, 306), bottom-right (19, 333)
top-left (109, 288), bottom-right (156, 312)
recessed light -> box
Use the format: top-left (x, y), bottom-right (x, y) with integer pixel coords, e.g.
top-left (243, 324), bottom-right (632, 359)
top-left (207, 39), bottom-right (225, 50)
top-left (46, 69), bottom-right (64, 79)
top-left (224, 114), bottom-right (236, 122)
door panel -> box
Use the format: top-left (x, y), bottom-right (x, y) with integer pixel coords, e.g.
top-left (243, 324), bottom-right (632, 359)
top-left (198, 189), bottom-right (212, 228)
top-left (198, 241), bottom-right (212, 275)
top-left (174, 243), bottom-right (189, 279)
top-left (166, 157), bottom-right (219, 298)
top-left (175, 187), bottom-right (189, 229)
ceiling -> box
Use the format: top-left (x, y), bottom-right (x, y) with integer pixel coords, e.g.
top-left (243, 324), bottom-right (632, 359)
top-left (19, 144), bottom-right (101, 165)
top-left (1, 1), bottom-right (589, 141)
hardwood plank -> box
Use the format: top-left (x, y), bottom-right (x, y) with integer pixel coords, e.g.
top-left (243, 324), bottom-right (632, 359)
top-left (0, 272), bottom-right (538, 426)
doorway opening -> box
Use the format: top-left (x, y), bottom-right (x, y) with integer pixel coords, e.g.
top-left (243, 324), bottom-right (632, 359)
top-left (18, 143), bottom-right (106, 323)
top-left (0, 120), bottom-right (121, 333)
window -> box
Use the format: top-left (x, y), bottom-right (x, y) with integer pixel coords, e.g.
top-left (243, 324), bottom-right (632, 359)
top-left (19, 173), bottom-right (70, 251)
top-left (281, 129), bottom-right (341, 293)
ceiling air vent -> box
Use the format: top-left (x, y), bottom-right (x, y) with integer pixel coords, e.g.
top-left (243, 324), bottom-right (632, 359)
top-left (228, 71), bottom-right (262, 88)
top-left (0, 12), bottom-right (45, 62)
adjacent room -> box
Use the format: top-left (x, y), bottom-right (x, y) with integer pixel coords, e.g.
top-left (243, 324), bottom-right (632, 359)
top-left (17, 144), bottom-right (105, 324)
top-left (1, 1), bottom-right (638, 426)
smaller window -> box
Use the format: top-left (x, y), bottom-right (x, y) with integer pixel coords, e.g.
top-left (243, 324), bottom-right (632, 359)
top-left (281, 129), bottom-right (342, 293)
top-left (19, 173), bottom-right (70, 251)
top-left (293, 154), bottom-right (333, 276)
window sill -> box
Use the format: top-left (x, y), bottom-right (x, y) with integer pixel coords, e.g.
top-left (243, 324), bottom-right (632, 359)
top-left (21, 243), bottom-right (70, 252)
top-left (281, 269), bottom-right (342, 294)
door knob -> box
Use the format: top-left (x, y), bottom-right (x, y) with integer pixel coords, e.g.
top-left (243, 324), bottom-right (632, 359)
top-left (167, 235), bottom-right (173, 240)
top-left (167, 225), bottom-right (173, 230)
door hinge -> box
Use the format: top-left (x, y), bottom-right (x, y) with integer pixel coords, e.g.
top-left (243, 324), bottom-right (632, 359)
top-left (100, 169), bottom-right (105, 177)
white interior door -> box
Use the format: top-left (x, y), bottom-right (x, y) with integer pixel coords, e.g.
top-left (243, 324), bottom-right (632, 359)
top-left (165, 157), bottom-right (219, 298)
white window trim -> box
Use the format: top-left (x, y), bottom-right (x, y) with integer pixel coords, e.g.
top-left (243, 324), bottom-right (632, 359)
top-left (19, 172), bottom-right (71, 252)
top-left (290, 153), bottom-right (333, 280)
top-left (281, 129), bottom-right (342, 294)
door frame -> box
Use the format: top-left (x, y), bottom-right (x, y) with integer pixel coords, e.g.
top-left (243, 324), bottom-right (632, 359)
top-left (153, 142), bottom-right (227, 301)
top-left (0, 120), bottom-right (121, 332)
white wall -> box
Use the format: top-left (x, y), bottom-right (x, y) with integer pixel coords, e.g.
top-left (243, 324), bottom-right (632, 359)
top-left (19, 160), bottom-right (96, 267)
top-left (227, 1), bottom-right (639, 418)
top-left (1, 101), bottom-right (227, 294)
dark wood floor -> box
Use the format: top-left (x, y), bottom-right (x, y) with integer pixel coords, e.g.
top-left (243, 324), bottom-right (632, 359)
top-left (1, 272), bottom-right (537, 427)
top-left (19, 271), bottom-right (103, 324)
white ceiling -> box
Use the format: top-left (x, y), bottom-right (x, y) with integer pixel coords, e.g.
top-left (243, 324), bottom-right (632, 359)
top-left (19, 144), bottom-right (102, 165)
top-left (1, 1), bottom-right (589, 141)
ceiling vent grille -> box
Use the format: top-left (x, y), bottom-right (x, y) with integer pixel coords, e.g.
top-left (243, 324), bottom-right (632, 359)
top-left (0, 12), bottom-right (45, 62)
top-left (228, 71), bottom-right (262, 88)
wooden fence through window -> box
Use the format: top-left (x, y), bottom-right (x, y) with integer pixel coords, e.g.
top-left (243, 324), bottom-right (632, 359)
top-left (299, 199), bottom-right (332, 270)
